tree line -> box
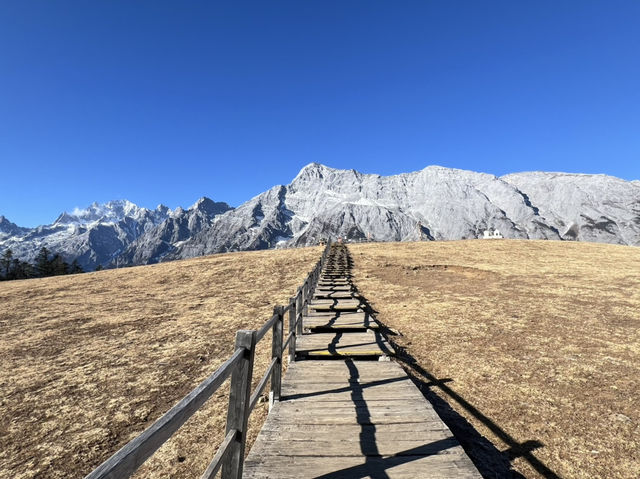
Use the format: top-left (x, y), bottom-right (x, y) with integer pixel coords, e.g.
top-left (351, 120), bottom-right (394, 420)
top-left (0, 247), bottom-right (86, 281)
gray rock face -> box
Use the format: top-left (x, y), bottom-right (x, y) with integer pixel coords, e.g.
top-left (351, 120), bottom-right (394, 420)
top-left (116, 197), bottom-right (232, 265)
top-left (0, 216), bottom-right (30, 238)
top-left (502, 172), bottom-right (640, 245)
top-left (168, 163), bottom-right (640, 259)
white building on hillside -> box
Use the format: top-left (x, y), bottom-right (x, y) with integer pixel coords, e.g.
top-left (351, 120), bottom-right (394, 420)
top-left (483, 229), bottom-right (503, 239)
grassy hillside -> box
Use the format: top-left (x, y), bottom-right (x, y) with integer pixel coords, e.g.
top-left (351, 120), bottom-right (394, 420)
top-left (351, 240), bottom-right (640, 479)
top-left (0, 247), bottom-right (322, 478)
top-left (3, 240), bottom-right (639, 479)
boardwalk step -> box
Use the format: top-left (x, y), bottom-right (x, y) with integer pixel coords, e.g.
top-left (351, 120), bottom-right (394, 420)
top-left (296, 331), bottom-right (394, 358)
top-left (304, 312), bottom-right (378, 331)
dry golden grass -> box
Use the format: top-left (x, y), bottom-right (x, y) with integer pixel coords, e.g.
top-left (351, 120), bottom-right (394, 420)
top-left (350, 240), bottom-right (640, 479)
top-left (0, 246), bottom-right (321, 479)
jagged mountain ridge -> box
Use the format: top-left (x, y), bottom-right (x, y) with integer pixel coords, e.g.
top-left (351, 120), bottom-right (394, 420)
top-left (2, 164), bottom-right (639, 270)
top-left (165, 163), bottom-right (640, 261)
top-left (114, 198), bottom-right (232, 266)
top-left (0, 198), bottom-right (231, 270)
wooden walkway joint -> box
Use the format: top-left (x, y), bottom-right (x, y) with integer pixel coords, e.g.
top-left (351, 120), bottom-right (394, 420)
top-left (244, 244), bottom-right (481, 478)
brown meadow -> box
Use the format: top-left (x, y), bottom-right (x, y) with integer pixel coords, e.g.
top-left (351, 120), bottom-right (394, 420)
top-left (0, 247), bottom-right (321, 478)
top-left (1, 240), bottom-right (639, 478)
top-left (350, 240), bottom-right (640, 479)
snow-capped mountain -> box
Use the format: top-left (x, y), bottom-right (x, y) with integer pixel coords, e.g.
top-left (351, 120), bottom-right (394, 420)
top-left (2, 164), bottom-right (638, 271)
top-left (0, 200), bottom-right (172, 270)
top-left (166, 163), bottom-right (640, 259)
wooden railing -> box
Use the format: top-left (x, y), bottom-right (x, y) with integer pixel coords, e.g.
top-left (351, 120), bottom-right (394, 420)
top-left (85, 241), bottom-right (332, 479)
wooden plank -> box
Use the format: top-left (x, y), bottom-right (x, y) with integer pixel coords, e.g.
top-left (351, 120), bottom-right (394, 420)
top-left (308, 302), bottom-right (363, 313)
top-left (303, 311), bottom-right (378, 330)
top-left (282, 360), bottom-right (407, 379)
top-left (313, 291), bottom-right (359, 299)
top-left (315, 285), bottom-right (353, 292)
top-left (296, 332), bottom-right (395, 357)
top-left (248, 435), bottom-right (460, 457)
top-left (244, 454), bottom-right (481, 479)
top-left (310, 299), bottom-right (362, 306)
top-left (256, 422), bottom-right (452, 436)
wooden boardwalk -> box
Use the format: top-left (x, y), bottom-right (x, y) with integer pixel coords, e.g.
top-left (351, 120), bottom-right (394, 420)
top-left (244, 244), bottom-right (480, 478)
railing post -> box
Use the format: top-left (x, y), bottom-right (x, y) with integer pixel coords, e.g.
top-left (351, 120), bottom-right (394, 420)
top-left (295, 287), bottom-right (304, 336)
top-left (288, 296), bottom-right (297, 363)
top-left (222, 330), bottom-right (256, 479)
top-left (270, 306), bottom-right (284, 410)
top-left (303, 278), bottom-right (310, 316)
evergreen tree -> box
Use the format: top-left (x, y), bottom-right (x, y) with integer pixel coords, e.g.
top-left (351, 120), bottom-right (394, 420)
top-left (50, 254), bottom-right (69, 276)
top-left (1, 249), bottom-right (12, 278)
top-left (11, 259), bottom-right (33, 280)
top-left (69, 259), bottom-right (84, 274)
top-left (95, 264), bottom-right (104, 271)
top-left (35, 246), bottom-right (52, 277)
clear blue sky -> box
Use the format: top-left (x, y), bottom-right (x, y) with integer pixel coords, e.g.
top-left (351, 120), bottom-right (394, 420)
top-left (1, 1), bottom-right (639, 227)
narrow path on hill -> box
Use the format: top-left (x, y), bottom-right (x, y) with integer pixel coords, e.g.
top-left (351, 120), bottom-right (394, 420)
top-left (243, 243), bottom-right (481, 478)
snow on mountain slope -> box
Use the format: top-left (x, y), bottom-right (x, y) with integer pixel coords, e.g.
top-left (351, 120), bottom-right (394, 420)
top-left (502, 172), bottom-right (640, 245)
top-left (115, 197), bottom-right (232, 265)
top-left (0, 216), bottom-right (31, 239)
top-left (168, 163), bottom-right (639, 260)
top-left (0, 201), bottom-right (171, 270)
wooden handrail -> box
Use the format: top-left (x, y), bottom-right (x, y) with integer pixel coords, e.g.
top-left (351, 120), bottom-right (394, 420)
top-left (85, 347), bottom-right (244, 479)
top-left (249, 357), bottom-right (278, 412)
top-left (199, 428), bottom-right (236, 479)
top-left (84, 240), bottom-right (332, 479)
top-left (256, 312), bottom-right (278, 342)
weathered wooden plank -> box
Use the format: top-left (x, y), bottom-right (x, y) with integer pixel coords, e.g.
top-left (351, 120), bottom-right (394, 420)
top-left (282, 365), bottom-right (412, 385)
top-left (222, 330), bottom-right (257, 479)
top-left (315, 285), bottom-right (353, 291)
top-left (310, 299), bottom-right (362, 307)
top-left (306, 307), bottom-right (364, 314)
top-left (243, 455), bottom-right (481, 479)
top-left (296, 332), bottom-right (395, 357)
top-left (248, 435), bottom-right (461, 457)
top-left (303, 311), bottom-right (378, 331)
top-left (313, 291), bottom-right (359, 299)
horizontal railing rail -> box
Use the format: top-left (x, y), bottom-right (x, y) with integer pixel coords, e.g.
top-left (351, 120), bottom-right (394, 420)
top-left (85, 240), bottom-right (332, 479)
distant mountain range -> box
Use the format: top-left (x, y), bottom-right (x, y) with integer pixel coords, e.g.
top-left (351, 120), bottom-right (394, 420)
top-left (2, 164), bottom-right (639, 270)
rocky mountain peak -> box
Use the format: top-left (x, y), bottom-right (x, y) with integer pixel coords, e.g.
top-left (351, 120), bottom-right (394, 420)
top-left (0, 216), bottom-right (30, 237)
top-left (189, 197), bottom-right (233, 216)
